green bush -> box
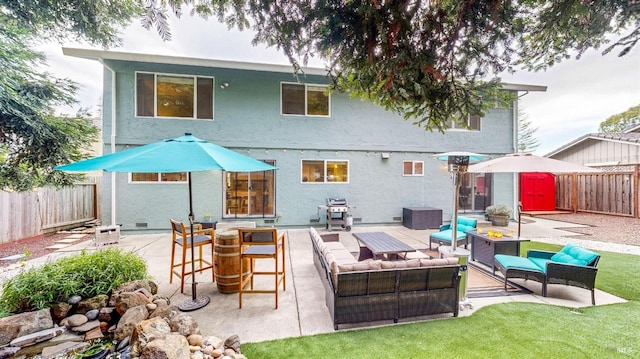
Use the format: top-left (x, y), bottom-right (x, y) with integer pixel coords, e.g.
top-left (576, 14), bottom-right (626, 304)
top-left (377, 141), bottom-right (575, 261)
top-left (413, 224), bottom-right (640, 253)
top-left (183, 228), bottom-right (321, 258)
top-left (0, 248), bottom-right (148, 315)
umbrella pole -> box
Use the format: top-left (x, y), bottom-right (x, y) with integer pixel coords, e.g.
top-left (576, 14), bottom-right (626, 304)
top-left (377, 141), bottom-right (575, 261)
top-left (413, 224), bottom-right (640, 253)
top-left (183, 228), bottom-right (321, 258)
top-left (178, 172), bottom-right (211, 311)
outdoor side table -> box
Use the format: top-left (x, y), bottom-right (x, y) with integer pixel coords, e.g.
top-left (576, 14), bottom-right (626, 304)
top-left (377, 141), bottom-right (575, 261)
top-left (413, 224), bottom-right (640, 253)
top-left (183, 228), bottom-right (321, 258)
top-left (467, 231), bottom-right (530, 272)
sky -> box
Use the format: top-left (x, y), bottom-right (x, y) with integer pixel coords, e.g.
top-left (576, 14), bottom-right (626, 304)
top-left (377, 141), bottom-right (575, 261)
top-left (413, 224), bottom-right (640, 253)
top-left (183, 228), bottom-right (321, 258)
top-left (39, 14), bottom-right (640, 156)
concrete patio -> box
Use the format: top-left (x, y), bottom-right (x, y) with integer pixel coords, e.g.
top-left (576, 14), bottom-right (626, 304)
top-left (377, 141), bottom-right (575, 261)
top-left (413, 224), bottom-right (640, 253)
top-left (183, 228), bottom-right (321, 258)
top-left (7, 216), bottom-right (634, 343)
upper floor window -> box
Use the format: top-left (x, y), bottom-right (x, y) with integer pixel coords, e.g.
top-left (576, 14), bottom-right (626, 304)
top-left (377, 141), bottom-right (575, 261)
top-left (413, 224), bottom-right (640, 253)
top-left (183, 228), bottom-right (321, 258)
top-left (403, 161), bottom-right (424, 176)
top-left (281, 83), bottom-right (330, 116)
top-left (301, 160), bottom-right (348, 183)
top-left (130, 172), bottom-right (187, 183)
top-left (136, 72), bottom-right (214, 119)
top-left (445, 115), bottom-right (481, 131)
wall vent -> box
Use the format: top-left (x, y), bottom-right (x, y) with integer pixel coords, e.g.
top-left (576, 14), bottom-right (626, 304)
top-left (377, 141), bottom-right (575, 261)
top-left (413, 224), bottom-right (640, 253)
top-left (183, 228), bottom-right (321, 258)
top-left (264, 219), bottom-right (275, 224)
top-left (135, 222), bottom-right (148, 228)
top-left (353, 218), bottom-right (362, 223)
top-left (392, 216), bottom-right (402, 221)
top-left (309, 218), bottom-right (320, 223)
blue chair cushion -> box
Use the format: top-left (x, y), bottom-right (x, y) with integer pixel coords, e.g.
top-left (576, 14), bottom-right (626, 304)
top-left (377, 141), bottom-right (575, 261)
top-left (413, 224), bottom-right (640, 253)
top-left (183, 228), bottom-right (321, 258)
top-left (431, 229), bottom-right (466, 242)
top-left (528, 257), bottom-right (551, 273)
top-left (550, 243), bottom-right (599, 266)
top-left (458, 216), bottom-right (477, 228)
top-left (495, 254), bottom-right (544, 273)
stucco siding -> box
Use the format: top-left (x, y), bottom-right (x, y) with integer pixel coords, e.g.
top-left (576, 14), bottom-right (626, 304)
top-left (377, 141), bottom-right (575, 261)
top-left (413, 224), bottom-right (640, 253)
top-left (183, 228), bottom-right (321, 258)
top-left (96, 58), bottom-right (517, 230)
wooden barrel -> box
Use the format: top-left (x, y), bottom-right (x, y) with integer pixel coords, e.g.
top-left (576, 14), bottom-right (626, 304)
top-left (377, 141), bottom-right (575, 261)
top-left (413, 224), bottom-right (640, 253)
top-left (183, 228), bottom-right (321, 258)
top-left (214, 230), bottom-right (250, 294)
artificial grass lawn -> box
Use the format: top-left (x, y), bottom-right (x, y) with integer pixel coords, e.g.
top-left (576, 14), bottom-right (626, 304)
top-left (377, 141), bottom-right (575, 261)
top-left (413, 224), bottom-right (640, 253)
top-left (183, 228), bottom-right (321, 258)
top-left (242, 241), bottom-right (640, 358)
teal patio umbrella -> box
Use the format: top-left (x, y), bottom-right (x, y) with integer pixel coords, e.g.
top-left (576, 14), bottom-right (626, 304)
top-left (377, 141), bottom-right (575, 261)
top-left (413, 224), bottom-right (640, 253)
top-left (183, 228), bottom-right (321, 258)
top-left (56, 133), bottom-right (278, 310)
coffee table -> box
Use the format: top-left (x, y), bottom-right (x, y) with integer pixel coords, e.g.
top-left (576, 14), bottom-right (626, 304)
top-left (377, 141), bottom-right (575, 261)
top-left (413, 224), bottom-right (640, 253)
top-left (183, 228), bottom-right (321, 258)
top-left (352, 232), bottom-right (416, 260)
top-left (467, 230), bottom-right (530, 271)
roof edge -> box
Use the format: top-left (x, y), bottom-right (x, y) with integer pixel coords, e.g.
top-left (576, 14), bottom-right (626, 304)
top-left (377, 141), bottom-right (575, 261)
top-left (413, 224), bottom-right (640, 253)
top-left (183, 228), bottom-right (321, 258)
top-left (500, 83), bottom-right (547, 92)
top-left (62, 47), bottom-right (329, 76)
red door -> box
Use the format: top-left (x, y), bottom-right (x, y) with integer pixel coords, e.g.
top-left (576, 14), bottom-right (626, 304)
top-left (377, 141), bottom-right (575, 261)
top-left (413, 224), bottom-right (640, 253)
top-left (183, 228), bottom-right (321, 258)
top-left (520, 173), bottom-right (556, 211)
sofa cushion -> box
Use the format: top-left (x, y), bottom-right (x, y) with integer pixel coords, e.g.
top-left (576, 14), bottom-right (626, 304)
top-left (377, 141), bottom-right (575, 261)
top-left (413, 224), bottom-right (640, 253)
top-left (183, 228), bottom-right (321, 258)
top-left (419, 257), bottom-right (458, 267)
top-left (550, 243), bottom-right (599, 266)
top-left (457, 224), bottom-right (473, 233)
top-left (494, 254), bottom-right (544, 272)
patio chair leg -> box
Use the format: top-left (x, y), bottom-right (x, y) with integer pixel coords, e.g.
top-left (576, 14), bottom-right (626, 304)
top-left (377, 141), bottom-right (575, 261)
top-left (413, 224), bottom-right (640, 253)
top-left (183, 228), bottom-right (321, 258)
top-left (591, 289), bottom-right (595, 305)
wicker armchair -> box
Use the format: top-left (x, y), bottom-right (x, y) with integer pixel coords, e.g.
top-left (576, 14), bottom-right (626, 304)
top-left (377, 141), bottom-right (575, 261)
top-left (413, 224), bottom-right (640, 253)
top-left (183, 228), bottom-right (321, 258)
top-left (494, 245), bottom-right (600, 305)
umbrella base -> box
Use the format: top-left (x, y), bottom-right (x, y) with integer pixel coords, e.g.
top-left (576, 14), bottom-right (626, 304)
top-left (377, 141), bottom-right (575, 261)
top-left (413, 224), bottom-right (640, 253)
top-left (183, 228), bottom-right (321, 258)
top-left (178, 295), bottom-right (211, 312)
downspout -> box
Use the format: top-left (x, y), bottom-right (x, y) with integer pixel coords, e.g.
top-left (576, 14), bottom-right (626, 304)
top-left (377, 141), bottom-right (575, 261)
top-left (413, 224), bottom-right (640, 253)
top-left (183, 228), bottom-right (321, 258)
top-left (99, 59), bottom-right (117, 225)
top-left (514, 91), bottom-right (529, 226)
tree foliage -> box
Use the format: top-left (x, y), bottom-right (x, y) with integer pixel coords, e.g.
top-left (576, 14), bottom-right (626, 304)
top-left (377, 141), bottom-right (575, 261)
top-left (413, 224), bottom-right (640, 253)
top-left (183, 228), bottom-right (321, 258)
top-left (517, 107), bottom-right (540, 153)
top-left (0, 1), bottom-right (143, 191)
top-left (598, 104), bottom-right (640, 133)
top-left (142, 0), bottom-right (639, 130)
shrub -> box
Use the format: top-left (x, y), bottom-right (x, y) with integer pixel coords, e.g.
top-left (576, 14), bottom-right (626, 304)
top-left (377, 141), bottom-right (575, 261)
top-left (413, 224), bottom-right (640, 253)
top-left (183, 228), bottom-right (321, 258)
top-left (485, 204), bottom-right (512, 217)
top-left (0, 247), bottom-right (148, 315)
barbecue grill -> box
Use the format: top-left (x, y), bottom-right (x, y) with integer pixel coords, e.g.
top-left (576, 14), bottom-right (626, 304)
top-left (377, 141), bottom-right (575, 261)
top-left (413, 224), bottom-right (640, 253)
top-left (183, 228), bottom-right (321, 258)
top-left (318, 198), bottom-right (354, 231)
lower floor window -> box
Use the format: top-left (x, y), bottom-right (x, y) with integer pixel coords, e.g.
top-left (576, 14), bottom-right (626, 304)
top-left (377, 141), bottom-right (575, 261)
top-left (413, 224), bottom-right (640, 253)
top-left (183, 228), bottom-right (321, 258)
top-left (223, 160), bottom-right (276, 218)
top-left (301, 160), bottom-right (349, 183)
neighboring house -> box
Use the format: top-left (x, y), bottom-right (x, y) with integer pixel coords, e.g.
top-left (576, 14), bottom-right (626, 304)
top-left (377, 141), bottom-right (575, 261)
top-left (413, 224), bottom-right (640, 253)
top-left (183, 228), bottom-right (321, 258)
top-left (64, 47), bottom-right (546, 231)
top-left (546, 131), bottom-right (640, 172)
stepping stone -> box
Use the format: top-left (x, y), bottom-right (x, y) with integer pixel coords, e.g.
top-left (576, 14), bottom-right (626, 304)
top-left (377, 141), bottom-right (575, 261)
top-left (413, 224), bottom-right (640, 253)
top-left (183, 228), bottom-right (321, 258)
top-left (0, 253), bottom-right (27, 261)
top-left (46, 243), bottom-right (70, 250)
top-left (57, 238), bottom-right (82, 244)
top-left (65, 233), bottom-right (86, 239)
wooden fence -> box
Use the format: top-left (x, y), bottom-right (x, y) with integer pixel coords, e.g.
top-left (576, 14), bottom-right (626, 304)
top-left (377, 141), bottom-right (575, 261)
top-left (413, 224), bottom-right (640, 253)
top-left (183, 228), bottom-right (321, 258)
top-left (0, 184), bottom-right (96, 245)
top-left (555, 166), bottom-right (639, 218)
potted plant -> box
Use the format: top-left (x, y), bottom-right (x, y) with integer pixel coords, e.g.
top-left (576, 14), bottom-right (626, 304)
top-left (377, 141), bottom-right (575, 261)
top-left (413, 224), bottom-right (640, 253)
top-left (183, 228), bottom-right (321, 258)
top-left (485, 204), bottom-right (512, 226)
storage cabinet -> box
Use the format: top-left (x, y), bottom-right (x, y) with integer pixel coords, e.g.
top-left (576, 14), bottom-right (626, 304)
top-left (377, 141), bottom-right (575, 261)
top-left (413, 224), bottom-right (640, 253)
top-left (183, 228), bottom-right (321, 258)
top-left (402, 207), bottom-right (442, 230)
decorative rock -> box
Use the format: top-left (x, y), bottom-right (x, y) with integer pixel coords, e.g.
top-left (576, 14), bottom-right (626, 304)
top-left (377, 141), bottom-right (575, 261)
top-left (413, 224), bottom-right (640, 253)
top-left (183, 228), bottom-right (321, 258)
top-left (146, 303), bottom-right (157, 312)
top-left (70, 320), bottom-right (100, 332)
top-left (211, 348), bottom-right (224, 357)
top-left (148, 303), bottom-right (177, 321)
top-left (0, 346), bottom-right (20, 359)
top-left (192, 351), bottom-right (204, 359)
top-left (68, 295), bottom-right (82, 305)
top-left (9, 326), bottom-right (66, 348)
top-left (204, 336), bottom-right (224, 349)
top-left (189, 345), bottom-right (202, 352)
top-left (202, 345), bottom-right (214, 356)
top-left (139, 333), bottom-right (190, 359)
top-left (0, 308), bottom-right (54, 346)
top-left (109, 280), bottom-right (158, 306)
top-left (66, 314), bottom-right (89, 327)
top-left (224, 334), bottom-right (241, 354)
top-left (114, 305), bottom-right (149, 342)
top-left (169, 313), bottom-right (201, 337)
top-left (129, 316), bottom-right (172, 357)
top-left (85, 309), bottom-right (100, 321)
top-left (114, 292), bottom-right (150, 316)
top-left (98, 307), bottom-right (117, 323)
top-left (51, 302), bottom-right (72, 320)
top-left (77, 294), bottom-right (109, 314)
top-left (187, 334), bottom-right (203, 346)
top-left (153, 297), bottom-right (170, 306)
top-left (223, 348), bottom-right (237, 357)
top-left (135, 287), bottom-right (153, 299)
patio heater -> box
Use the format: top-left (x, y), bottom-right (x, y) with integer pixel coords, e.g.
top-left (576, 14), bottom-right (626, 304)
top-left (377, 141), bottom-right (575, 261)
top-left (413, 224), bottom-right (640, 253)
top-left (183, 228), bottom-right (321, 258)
top-left (436, 151), bottom-right (487, 311)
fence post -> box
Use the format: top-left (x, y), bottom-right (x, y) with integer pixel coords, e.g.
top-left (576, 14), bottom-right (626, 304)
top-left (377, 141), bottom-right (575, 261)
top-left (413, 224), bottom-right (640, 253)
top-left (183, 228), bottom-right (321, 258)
top-left (635, 165), bottom-right (639, 219)
top-left (572, 173), bottom-right (578, 213)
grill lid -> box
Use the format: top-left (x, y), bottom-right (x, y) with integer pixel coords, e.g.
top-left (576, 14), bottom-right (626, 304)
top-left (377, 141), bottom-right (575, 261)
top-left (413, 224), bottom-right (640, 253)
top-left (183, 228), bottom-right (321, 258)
top-left (327, 198), bottom-right (347, 206)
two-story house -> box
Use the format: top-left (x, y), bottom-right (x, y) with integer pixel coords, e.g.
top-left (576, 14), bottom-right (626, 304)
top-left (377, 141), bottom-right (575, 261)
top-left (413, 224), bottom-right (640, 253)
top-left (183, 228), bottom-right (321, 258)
top-left (63, 47), bottom-right (545, 231)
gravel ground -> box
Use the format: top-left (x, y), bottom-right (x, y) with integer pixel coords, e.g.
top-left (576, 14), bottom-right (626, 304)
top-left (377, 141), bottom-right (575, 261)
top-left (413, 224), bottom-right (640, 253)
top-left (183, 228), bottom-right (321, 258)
top-left (1, 212), bottom-right (638, 268)
top-left (533, 212), bottom-right (640, 247)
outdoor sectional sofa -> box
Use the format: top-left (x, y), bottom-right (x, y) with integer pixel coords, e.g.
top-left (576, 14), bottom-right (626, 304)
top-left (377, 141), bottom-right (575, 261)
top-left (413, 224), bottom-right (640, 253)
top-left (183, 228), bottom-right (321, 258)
top-left (309, 227), bottom-right (461, 330)
top-left (494, 243), bottom-right (600, 304)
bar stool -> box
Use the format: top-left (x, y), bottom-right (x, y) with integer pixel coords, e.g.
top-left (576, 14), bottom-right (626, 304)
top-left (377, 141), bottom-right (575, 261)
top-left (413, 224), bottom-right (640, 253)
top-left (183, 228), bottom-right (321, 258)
top-left (237, 228), bottom-right (286, 309)
top-left (169, 219), bottom-right (215, 293)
